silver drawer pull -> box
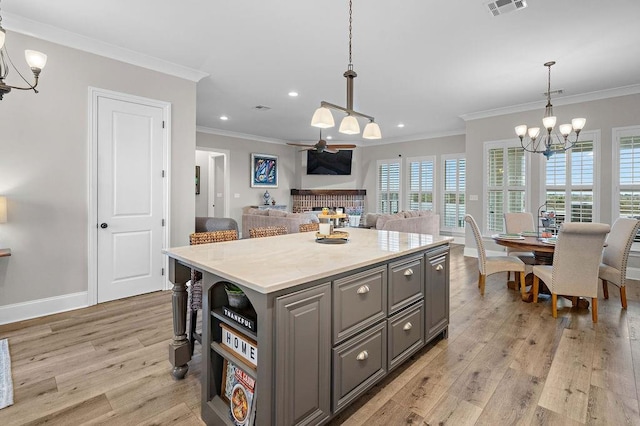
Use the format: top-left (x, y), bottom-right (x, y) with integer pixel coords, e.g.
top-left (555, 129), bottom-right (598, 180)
top-left (403, 322), bottom-right (413, 331)
top-left (435, 264), bottom-right (444, 271)
top-left (403, 268), bottom-right (414, 276)
top-left (356, 285), bottom-right (370, 294)
top-left (356, 350), bottom-right (369, 361)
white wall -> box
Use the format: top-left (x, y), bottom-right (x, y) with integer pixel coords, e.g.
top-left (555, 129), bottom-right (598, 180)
top-left (0, 31), bottom-right (196, 314)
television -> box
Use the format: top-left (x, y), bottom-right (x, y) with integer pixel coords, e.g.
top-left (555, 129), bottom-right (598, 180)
top-left (306, 150), bottom-right (353, 175)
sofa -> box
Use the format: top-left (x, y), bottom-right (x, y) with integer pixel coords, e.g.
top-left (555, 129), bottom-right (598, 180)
top-left (195, 217), bottom-right (239, 233)
top-left (364, 210), bottom-right (440, 236)
top-left (241, 208), bottom-right (319, 238)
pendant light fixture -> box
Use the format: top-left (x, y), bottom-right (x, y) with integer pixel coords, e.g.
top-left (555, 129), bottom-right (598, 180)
top-left (0, 0), bottom-right (47, 100)
top-left (311, 0), bottom-right (381, 140)
top-left (515, 61), bottom-right (585, 159)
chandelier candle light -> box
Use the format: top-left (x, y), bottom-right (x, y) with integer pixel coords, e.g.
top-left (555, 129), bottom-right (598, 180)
top-left (515, 61), bottom-right (585, 159)
top-left (311, 0), bottom-right (381, 140)
top-left (0, 0), bottom-right (47, 100)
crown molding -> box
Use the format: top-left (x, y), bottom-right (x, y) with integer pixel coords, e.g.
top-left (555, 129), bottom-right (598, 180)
top-left (365, 129), bottom-right (466, 146)
top-left (460, 83), bottom-right (640, 122)
top-left (2, 12), bottom-right (208, 82)
top-left (196, 126), bottom-right (291, 145)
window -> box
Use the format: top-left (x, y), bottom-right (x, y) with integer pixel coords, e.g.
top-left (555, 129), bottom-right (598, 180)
top-left (485, 141), bottom-right (526, 234)
top-left (544, 131), bottom-right (599, 224)
top-left (406, 156), bottom-right (435, 211)
top-left (442, 154), bottom-right (465, 230)
top-left (377, 159), bottom-right (401, 214)
top-left (613, 126), bottom-right (640, 243)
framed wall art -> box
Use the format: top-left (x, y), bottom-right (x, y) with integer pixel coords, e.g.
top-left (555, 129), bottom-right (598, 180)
top-left (250, 153), bottom-right (278, 188)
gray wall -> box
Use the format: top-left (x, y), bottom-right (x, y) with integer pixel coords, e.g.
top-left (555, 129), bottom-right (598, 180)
top-left (0, 31), bottom-right (196, 309)
top-left (464, 93), bottom-right (640, 263)
top-left (360, 135), bottom-right (466, 215)
top-left (196, 132), bottom-right (298, 228)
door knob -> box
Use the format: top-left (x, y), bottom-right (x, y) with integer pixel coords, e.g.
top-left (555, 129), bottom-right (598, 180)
top-left (100, 223), bottom-right (108, 229)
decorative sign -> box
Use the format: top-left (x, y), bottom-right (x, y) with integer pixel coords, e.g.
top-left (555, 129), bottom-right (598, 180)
top-left (223, 306), bottom-right (257, 332)
top-left (220, 323), bottom-right (258, 368)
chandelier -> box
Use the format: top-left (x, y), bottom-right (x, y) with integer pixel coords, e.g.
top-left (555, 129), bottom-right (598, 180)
top-left (310, 0), bottom-right (381, 140)
top-left (0, 1), bottom-right (47, 100)
top-left (515, 61), bottom-right (585, 159)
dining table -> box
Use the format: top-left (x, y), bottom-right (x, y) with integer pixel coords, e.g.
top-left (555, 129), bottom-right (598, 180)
top-left (492, 234), bottom-right (590, 308)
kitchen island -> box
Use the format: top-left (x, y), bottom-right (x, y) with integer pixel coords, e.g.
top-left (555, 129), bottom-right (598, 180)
top-left (164, 227), bottom-right (452, 425)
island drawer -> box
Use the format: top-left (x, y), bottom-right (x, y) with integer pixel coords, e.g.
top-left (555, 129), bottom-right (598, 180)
top-left (333, 266), bottom-right (387, 344)
top-left (387, 301), bottom-right (425, 371)
top-left (388, 255), bottom-right (424, 314)
top-left (332, 321), bottom-right (387, 412)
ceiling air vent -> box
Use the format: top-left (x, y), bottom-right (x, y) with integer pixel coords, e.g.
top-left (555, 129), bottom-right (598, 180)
top-left (486, 0), bottom-right (527, 16)
top-left (254, 105), bottom-right (271, 111)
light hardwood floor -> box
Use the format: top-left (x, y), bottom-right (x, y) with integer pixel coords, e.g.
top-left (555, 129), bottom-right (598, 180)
top-left (1, 244), bottom-right (639, 425)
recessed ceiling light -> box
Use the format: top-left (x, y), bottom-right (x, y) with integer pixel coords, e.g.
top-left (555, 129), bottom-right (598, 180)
top-left (326, 136), bottom-right (333, 140)
top-left (288, 91), bottom-right (299, 97)
top-left (397, 123), bottom-right (405, 128)
top-left (220, 115), bottom-right (229, 121)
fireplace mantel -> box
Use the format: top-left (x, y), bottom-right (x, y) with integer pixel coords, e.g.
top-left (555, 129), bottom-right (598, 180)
top-left (290, 189), bottom-right (366, 196)
top-left (290, 189), bottom-right (366, 213)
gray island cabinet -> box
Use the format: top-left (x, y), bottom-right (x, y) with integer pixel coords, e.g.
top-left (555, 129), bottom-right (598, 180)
top-left (164, 228), bottom-right (452, 425)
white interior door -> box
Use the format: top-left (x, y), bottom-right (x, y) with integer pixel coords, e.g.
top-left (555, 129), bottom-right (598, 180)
top-left (208, 154), bottom-right (217, 217)
top-left (97, 96), bottom-right (165, 302)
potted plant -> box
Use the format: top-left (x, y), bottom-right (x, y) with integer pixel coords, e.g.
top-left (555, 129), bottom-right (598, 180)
top-left (224, 282), bottom-right (249, 309)
top-left (346, 206), bottom-right (363, 227)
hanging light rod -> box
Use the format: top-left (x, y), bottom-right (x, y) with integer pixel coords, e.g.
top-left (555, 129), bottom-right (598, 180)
top-left (311, 0), bottom-right (381, 140)
top-left (0, 0), bottom-right (47, 100)
top-left (515, 61), bottom-right (585, 159)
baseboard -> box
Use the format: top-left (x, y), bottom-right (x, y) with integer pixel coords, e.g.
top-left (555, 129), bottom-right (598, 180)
top-left (0, 292), bottom-right (89, 325)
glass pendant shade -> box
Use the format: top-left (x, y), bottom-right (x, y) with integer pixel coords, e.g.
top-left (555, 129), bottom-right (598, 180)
top-left (339, 115), bottom-right (360, 135)
top-left (528, 127), bottom-right (540, 139)
top-left (0, 29), bottom-right (5, 49)
top-left (363, 122), bottom-right (381, 139)
top-left (311, 107), bottom-right (335, 128)
top-left (572, 117), bottom-right (586, 131)
top-left (559, 123), bottom-right (573, 136)
top-left (515, 125), bottom-right (527, 137)
top-left (542, 115), bottom-right (557, 130)
top-left (25, 50), bottom-right (47, 70)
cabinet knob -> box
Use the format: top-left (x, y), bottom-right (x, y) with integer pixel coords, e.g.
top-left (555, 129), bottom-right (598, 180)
top-left (403, 268), bottom-right (414, 276)
top-left (356, 285), bottom-right (370, 294)
top-left (435, 264), bottom-right (444, 271)
top-left (403, 322), bottom-right (413, 331)
top-left (356, 350), bottom-right (369, 361)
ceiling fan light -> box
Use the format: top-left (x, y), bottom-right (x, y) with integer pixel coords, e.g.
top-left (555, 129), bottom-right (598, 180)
top-left (311, 107), bottom-right (335, 128)
top-left (363, 122), bottom-right (381, 139)
top-left (25, 50), bottom-right (47, 70)
top-left (339, 115), bottom-right (360, 135)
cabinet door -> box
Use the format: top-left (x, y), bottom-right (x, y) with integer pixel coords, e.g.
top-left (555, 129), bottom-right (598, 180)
top-left (276, 284), bottom-right (331, 426)
top-left (425, 247), bottom-right (450, 340)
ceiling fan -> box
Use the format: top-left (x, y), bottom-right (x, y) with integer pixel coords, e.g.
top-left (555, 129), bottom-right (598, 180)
top-left (287, 130), bottom-right (356, 154)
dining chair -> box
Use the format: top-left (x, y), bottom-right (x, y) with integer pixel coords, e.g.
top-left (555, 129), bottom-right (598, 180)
top-left (299, 222), bottom-right (320, 233)
top-left (504, 212), bottom-right (536, 278)
top-left (532, 222), bottom-right (610, 322)
top-left (188, 229), bottom-right (239, 355)
top-left (249, 226), bottom-right (288, 238)
top-left (464, 214), bottom-right (526, 297)
top-left (599, 217), bottom-right (640, 309)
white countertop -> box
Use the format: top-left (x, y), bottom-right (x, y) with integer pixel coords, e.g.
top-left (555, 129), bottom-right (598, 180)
top-left (164, 228), bottom-right (453, 294)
